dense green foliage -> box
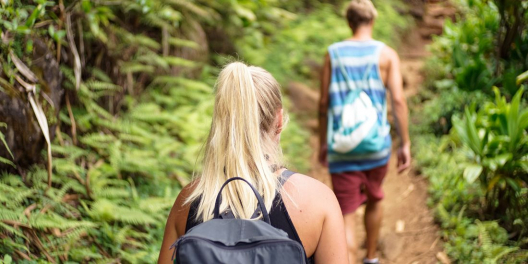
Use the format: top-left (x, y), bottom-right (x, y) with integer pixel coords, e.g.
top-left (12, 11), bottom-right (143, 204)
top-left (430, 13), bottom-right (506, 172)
top-left (414, 0), bottom-right (528, 262)
top-left (241, 0), bottom-right (411, 87)
top-left (0, 0), bottom-right (416, 262)
top-left (425, 0), bottom-right (528, 96)
top-left (0, 0), bottom-right (217, 262)
top-left (0, 0), bottom-right (413, 262)
top-left (0, 0), bottom-right (310, 262)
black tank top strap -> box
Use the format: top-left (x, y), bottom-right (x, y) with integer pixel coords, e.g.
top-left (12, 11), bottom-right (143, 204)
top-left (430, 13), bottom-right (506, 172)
top-left (279, 169), bottom-right (296, 185)
top-left (184, 170), bottom-right (314, 263)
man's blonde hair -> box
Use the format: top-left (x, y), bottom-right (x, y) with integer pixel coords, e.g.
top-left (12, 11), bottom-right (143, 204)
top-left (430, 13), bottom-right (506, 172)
top-left (346, 0), bottom-right (378, 30)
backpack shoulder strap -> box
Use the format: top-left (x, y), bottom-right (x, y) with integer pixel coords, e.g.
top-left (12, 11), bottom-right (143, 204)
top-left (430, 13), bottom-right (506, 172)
top-left (219, 170), bottom-right (296, 220)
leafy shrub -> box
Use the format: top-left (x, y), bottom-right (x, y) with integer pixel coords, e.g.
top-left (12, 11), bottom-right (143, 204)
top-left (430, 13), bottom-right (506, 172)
top-left (414, 87), bottom-right (487, 135)
top-left (0, 0), bottom-right (314, 262)
top-left (415, 1), bottom-right (528, 262)
top-left (451, 87), bottom-right (528, 227)
top-left (425, 0), bottom-right (528, 96)
top-left (413, 133), bottom-right (524, 263)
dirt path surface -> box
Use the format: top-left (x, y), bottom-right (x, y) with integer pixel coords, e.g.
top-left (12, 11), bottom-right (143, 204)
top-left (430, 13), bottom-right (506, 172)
top-left (296, 1), bottom-right (457, 263)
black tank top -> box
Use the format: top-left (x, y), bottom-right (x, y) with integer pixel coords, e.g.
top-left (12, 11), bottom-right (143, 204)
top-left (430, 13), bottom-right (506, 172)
top-left (185, 170), bottom-right (315, 264)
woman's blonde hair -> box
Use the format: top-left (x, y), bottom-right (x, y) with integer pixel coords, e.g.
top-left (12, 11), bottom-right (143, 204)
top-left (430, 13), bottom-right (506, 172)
top-left (186, 62), bottom-right (285, 222)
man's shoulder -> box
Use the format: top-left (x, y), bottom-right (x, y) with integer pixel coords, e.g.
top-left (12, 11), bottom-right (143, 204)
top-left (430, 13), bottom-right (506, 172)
top-left (380, 45), bottom-right (399, 59)
top-left (327, 41), bottom-right (345, 50)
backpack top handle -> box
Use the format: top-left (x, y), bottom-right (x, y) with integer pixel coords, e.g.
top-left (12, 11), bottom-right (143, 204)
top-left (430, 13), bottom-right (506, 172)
top-left (213, 177), bottom-right (271, 224)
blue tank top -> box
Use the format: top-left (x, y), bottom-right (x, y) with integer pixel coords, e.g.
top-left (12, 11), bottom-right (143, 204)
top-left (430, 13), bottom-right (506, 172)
top-left (326, 40), bottom-right (391, 173)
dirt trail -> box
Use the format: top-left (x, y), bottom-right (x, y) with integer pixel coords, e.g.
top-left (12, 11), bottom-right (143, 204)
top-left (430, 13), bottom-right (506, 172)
top-left (297, 1), bottom-right (457, 263)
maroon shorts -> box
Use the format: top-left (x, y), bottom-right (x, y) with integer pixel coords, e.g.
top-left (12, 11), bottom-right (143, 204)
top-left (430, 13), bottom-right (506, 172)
top-left (331, 164), bottom-right (388, 215)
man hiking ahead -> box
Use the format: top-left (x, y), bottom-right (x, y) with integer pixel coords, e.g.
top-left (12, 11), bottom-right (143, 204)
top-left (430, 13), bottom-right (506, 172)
top-left (318, 0), bottom-right (411, 263)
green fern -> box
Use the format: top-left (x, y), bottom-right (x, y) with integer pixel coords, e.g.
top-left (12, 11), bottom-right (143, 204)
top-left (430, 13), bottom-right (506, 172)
top-left (168, 37), bottom-right (199, 48)
top-left (0, 123), bottom-right (14, 164)
top-left (85, 81), bottom-right (123, 92)
top-left (476, 220), bottom-right (519, 263)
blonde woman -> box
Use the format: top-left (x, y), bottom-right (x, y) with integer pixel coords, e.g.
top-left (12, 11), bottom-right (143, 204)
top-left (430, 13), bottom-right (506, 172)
top-left (158, 62), bottom-right (348, 264)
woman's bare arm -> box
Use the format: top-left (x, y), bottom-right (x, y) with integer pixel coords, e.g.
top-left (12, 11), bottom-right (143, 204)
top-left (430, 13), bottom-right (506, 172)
top-left (283, 174), bottom-right (348, 263)
top-left (158, 185), bottom-right (194, 264)
top-left (313, 182), bottom-right (349, 263)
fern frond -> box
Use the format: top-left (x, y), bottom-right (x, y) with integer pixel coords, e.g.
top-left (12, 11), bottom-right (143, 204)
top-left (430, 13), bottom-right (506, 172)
top-left (119, 133), bottom-right (152, 145)
top-left (138, 197), bottom-right (173, 214)
top-left (0, 222), bottom-right (26, 238)
top-left (80, 133), bottom-right (116, 149)
top-left (11, 188), bottom-right (35, 205)
top-left (54, 180), bottom-right (78, 203)
top-left (143, 12), bottom-right (174, 30)
top-left (136, 53), bottom-right (169, 69)
top-left (85, 81), bottom-right (123, 92)
top-left (167, 0), bottom-right (219, 21)
top-left (163, 56), bottom-right (196, 67)
top-left (120, 62), bottom-right (155, 74)
top-left (0, 208), bottom-right (23, 221)
top-left (0, 156), bottom-right (15, 167)
top-left (476, 220), bottom-right (493, 252)
top-left (89, 67), bottom-right (112, 83)
top-left (40, 196), bottom-right (82, 218)
top-left (0, 174), bottom-right (24, 187)
top-left (89, 199), bottom-right (157, 224)
top-left (69, 247), bottom-right (104, 262)
top-left (94, 187), bottom-right (130, 200)
top-left (60, 66), bottom-right (76, 85)
top-left (0, 122), bottom-right (14, 160)
top-left (29, 212), bottom-right (96, 230)
top-left (168, 37), bottom-right (199, 49)
top-left (132, 34), bottom-right (162, 50)
top-left (53, 159), bottom-right (84, 179)
top-left (489, 245), bottom-right (518, 263)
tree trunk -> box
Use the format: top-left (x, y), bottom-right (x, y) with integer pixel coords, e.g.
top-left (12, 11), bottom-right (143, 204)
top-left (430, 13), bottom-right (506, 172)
top-left (0, 38), bottom-right (63, 172)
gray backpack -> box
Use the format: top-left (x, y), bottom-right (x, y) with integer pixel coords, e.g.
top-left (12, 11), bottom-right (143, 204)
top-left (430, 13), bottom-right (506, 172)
top-left (171, 177), bottom-right (307, 264)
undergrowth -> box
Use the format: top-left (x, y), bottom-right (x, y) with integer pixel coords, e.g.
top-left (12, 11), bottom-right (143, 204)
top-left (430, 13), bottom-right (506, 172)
top-left (413, 0), bottom-right (528, 262)
top-left (0, 0), bottom-right (310, 262)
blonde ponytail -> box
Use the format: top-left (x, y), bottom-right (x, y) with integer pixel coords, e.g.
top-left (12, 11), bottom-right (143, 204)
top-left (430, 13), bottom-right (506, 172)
top-left (186, 62), bottom-right (284, 222)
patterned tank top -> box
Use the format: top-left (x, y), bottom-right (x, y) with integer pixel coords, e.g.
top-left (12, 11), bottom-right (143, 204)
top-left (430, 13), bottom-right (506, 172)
top-left (326, 40), bottom-right (391, 173)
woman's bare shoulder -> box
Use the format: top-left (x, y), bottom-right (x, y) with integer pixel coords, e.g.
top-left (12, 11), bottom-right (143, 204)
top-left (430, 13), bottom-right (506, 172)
top-left (282, 172), bottom-right (337, 212)
top-left (285, 172), bottom-right (333, 192)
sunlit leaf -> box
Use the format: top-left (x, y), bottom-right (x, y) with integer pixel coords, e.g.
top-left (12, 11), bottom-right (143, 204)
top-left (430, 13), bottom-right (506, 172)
top-left (463, 164), bottom-right (483, 183)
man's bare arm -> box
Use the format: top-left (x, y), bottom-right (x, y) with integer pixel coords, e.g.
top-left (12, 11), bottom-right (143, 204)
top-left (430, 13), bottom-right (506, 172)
top-left (318, 53), bottom-right (331, 165)
top-left (385, 47), bottom-right (411, 172)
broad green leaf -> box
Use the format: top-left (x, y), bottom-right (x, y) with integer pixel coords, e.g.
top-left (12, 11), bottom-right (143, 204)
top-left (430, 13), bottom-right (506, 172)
top-left (487, 175), bottom-right (502, 191)
top-left (505, 178), bottom-right (521, 192)
top-left (516, 70), bottom-right (528, 85)
top-left (3, 254), bottom-right (12, 264)
top-left (520, 160), bottom-right (528, 173)
top-left (463, 164), bottom-right (483, 183)
top-left (507, 88), bottom-right (523, 151)
top-left (463, 108), bottom-right (483, 155)
top-left (519, 109), bottom-right (528, 129)
top-left (494, 153), bottom-right (512, 166)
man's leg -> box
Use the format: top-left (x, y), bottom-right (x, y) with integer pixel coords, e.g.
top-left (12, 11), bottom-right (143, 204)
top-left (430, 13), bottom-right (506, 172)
top-left (343, 212), bottom-right (358, 264)
top-left (331, 171), bottom-right (367, 264)
top-left (363, 164), bottom-right (389, 261)
top-left (364, 199), bottom-right (382, 259)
